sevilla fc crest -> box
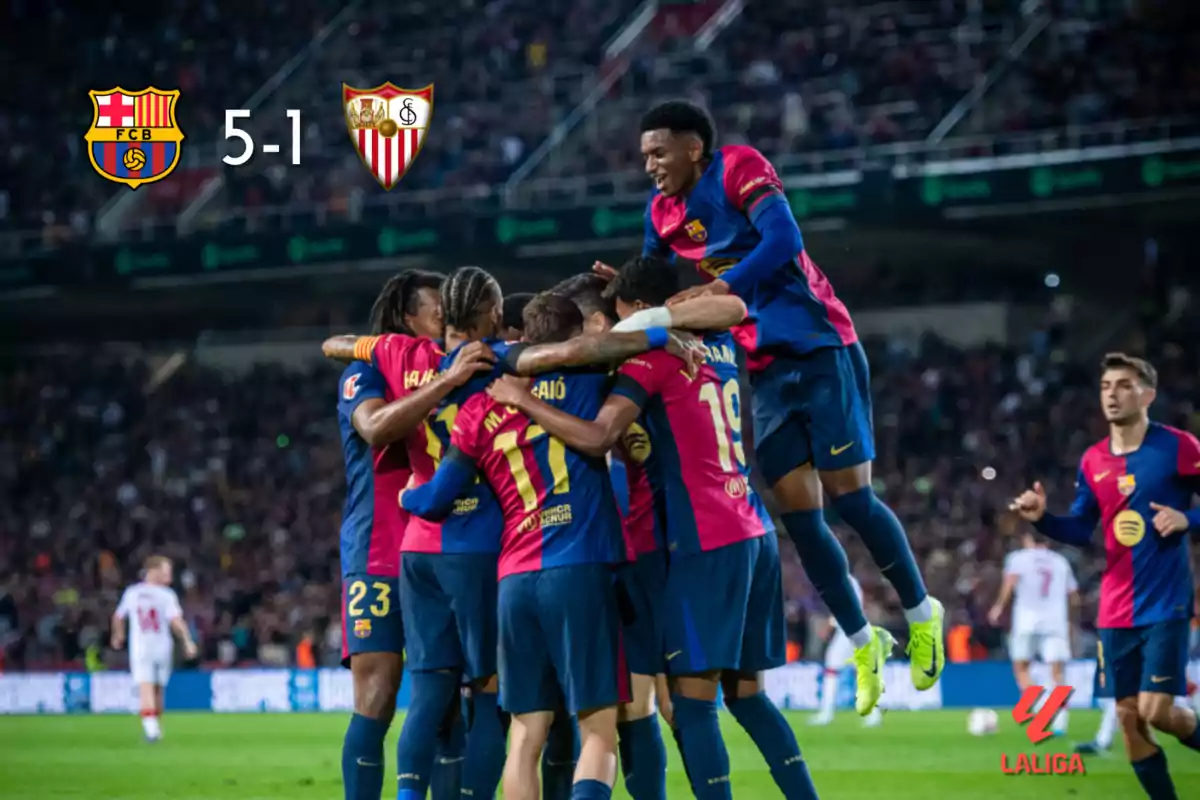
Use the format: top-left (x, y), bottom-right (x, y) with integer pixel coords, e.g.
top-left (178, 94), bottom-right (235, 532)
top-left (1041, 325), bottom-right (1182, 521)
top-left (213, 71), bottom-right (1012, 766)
top-left (344, 83), bottom-right (433, 191)
top-left (85, 87), bottom-right (185, 190)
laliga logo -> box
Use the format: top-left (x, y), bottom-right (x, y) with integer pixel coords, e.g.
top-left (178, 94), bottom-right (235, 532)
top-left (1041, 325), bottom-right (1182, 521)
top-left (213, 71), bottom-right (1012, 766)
top-left (1001, 685), bottom-right (1085, 775)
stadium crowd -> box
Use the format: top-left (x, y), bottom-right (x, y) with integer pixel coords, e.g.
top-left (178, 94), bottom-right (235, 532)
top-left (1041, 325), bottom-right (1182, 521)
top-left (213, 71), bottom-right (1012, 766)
top-left (4, 284), bottom-right (1198, 672)
top-left (6, 0), bottom-right (1197, 247)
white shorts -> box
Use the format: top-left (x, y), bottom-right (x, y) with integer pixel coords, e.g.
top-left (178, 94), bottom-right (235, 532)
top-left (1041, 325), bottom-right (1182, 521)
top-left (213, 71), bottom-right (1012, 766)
top-left (824, 630), bottom-right (854, 671)
top-left (1009, 630), bottom-right (1070, 664)
top-left (130, 655), bottom-right (173, 686)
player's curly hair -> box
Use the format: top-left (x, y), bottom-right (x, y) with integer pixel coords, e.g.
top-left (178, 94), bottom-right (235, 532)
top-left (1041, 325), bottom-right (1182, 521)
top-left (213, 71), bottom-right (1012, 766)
top-left (640, 100), bottom-right (717, 157)
top-left (523, 292), bottom-right (584, 345)
top-left (604, 256), bottom-right (680, 308)
top-left (549, 273), bottom-right (616, 323)
top-left (502, 292), bottom-right (535, 334)
top-left (369, 270), bottom-right (444, 335)
top-left (441, 266), bottom-right (502, 331)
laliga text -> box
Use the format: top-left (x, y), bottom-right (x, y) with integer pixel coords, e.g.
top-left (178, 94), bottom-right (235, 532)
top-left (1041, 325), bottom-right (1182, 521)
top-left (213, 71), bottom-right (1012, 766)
top-left (1003, 684), bottom-right (1085, 776)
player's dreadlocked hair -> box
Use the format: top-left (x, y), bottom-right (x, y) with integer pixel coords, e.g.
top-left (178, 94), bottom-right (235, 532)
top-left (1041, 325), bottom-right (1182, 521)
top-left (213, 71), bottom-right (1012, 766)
top-left (604, 256), bottom-right (680, 308)
top-left (369, 270), bottom-right (444, 335)
top-left (640, 100), bottom-right (717, 157)
top-left (441, 266), bottom-right (502, 331)
top-left (549, 273), bottom-right (616, 323)
top-left (523, 292), bottom-right (584, 345)
top-left (502, 293), bottom-right (535, 334)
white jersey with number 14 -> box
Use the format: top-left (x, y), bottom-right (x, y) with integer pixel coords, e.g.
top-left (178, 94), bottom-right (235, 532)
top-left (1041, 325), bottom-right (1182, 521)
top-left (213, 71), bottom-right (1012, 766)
top-left (116, 582), bottom-right (182, 661)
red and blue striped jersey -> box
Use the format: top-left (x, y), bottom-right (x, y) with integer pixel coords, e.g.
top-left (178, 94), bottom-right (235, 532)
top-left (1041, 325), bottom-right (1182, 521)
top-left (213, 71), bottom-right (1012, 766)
top-left (336, 361), bottom-right (410, 577)
top-left (644, 144), bottom-right (856, 369)
top-left (610, 332), bottom-right (773, 555)
top-left (451, 370), bottom-right (624, 579)
top-left (612, 423), bottom-right (663, 560)
top-left (1068, 423), bottom-right (1200, 628)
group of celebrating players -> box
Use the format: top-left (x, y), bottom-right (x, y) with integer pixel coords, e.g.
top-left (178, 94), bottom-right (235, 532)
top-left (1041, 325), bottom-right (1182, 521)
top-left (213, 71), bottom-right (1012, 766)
top-left (328, 100), bottom-right (945, 800)
top-left (318, 99), bottom-right (1200, 800)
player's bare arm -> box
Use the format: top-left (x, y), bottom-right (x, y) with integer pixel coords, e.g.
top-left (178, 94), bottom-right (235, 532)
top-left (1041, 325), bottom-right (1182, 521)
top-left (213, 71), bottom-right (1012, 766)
top-left (169, 616), bottom-right (199, 660)
top-left (987, 574), bottom-right (1018, 626)
top-left (487, 376), bottom-right (641, 458)
top-left (323, 334), bottom-right (362, 362)
top-left (350, 343), bottom-right (495, 446)
top-left (110, 613), bottom-right (126, 650)
top-left (512, 329), bottom-right (703, 376)
top-left (613, 296), bottom-right (747, 334)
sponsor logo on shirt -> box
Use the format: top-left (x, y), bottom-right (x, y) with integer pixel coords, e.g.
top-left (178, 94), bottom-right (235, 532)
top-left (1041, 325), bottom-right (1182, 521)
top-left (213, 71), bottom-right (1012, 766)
top-left (343, 373), bottom-right (363, 401)
top-left (1113, 509), bottom-right (1145, 547)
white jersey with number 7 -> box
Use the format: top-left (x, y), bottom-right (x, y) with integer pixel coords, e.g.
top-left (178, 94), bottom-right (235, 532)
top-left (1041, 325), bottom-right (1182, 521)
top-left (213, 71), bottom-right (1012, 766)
top-left (1005, 548), bottom-right (1076, 635)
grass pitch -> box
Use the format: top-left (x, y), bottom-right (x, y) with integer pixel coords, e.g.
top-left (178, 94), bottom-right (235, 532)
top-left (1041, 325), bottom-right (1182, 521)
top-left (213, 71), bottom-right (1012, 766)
top-left (1, 709), bottom-right (1197, 798)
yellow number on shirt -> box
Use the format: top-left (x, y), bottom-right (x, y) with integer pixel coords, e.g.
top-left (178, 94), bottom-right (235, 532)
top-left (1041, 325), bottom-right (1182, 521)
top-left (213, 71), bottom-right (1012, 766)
top-left (527, 425), bottom-right (569, 495)
top-left (347, 580), bottom-right (367, 616)
top-left (423, 403), bottom-right (460, 468)
top-left (494, 426), bottom-right (571, 512)
top-left (369, 581), bottom-right (391, 617)
top-left (698, 379), bottom-right (746, 471)
top-left (495, 431), bottom-right (537, 512)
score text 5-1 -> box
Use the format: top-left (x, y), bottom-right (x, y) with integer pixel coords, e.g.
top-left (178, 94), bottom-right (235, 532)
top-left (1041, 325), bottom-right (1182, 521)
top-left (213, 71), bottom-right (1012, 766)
top-left (223, 109), bottom-right (302, 166)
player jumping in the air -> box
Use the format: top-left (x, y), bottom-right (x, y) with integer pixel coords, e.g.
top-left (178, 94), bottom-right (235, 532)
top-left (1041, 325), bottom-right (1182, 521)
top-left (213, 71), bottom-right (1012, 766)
top-left (334, 270), bottom-right (484, 800)
top-left (596, 100), bottom-right (943, 715)
top-left (988, 531), bottom-right (1079, 737)
top-left (403, 293), bottom-right (628, 800)
top-left (490, 256), bottom-right (821, 800)
top-left (111, 555), bottom-right (198, 742)
top-left (1011, 353), bottom-right (1200, 800)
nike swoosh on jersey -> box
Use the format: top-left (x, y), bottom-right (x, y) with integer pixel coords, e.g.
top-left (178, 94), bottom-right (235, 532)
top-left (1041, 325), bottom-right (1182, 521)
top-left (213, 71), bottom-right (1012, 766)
top-left (1150, 675), bottom-right (1172, 684)
top-left (1094, 471), bottom-right (1111, 481)
top-left (666, 650), bottom-right (683, 660)
top-left (831, 442), bottom-right (854, 456)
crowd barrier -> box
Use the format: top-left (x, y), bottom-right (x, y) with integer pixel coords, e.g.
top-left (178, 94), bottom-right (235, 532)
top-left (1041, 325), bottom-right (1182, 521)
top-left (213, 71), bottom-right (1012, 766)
top-left (3, 659), bottom-right (1199, 715)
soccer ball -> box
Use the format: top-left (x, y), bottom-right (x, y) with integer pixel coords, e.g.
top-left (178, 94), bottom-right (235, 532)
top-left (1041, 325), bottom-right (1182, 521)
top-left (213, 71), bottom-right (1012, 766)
top-left (967, 708), bottom-right (999, 736)
top-left (123, 148), bottom-right (147, 170)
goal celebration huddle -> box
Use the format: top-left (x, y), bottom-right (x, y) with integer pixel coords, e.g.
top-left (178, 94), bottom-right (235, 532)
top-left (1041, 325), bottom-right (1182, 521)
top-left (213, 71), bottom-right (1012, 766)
top-left (316, 100), bottom-right (1200, 800)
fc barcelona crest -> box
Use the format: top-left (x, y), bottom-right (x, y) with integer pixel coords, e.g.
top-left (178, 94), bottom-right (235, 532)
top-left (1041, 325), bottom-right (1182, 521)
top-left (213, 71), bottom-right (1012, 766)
top-left (344, 83), bottom-right (433, 191)
top-left (85, 87), bottom-right (184, 190)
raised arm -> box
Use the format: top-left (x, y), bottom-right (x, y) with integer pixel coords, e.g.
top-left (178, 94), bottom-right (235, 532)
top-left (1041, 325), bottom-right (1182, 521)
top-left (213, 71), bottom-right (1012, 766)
top-left (612, 296), bottom-right (747, 334)
top-left (400, 449), bottom-right (478, 520)
top-left (510, 328), bottom-right (685, 376)
top-left (1011, 475), bottom-right (1100, 547)
top-left (488, 378), bottom-right (643, 459)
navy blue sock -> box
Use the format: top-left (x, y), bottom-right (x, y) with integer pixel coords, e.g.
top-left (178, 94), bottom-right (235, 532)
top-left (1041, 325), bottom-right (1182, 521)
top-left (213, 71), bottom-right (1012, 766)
top-left (726, 693), bottom-right (818, 800)
top-left (1131, 748), bottom-right (1177, 800)
top-left (543, 711), bottom-right (579, 800)
top-left (830, 487), bottom-right (926, 610)
top-left (570, 778), bottom-right (613, 800)
top-left (1178, 714), bottom-right (1200, 753)
top-left (396, 671), bottom-right (459, 798)
top-left (671, 725), bottom-right (694, 787)
top-left (342, 713), bottom-right (389, 800)
top-left (430, 700), bottom-right (465, 800)
top-left (779, 509), bottom-right (868, 634)
top-left (671, 695), bottom-right (732, 800)
top-left (462, 690), bottom-right (509, 798)
top-left (618, 715), bottom-right (667, 800)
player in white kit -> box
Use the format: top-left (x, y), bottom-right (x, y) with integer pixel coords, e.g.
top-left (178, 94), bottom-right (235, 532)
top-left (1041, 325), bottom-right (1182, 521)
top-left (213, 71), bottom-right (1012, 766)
top-left (111, 555), bottom-right (197, 742)
top-left (811, 575), bottom-right (883, 727)
top-left (988, 532), bottom-right (1078, 736)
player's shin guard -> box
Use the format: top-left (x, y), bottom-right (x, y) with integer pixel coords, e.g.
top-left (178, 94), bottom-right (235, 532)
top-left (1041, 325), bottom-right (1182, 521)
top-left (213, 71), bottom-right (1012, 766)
top-left (430, 702), bottom-right (466, 800)
top-left (461, 689), bottom-right (509, 798)
top-left (779, 510), bottom-right (869, 636)
top-left (1131, 748), bottom-right (1178, 800)
top-left (342, 713), bottom-right (388, 800)
top-left (618, 715), bottom-right (667, 800)
top-left (830, 487), bottom-right (927, 614)
top-left (544, 710), bottom-right (580, 800)
top-left (726, 693), bottom-right (819, 800)
top-left (396, 671), bottom-right (460, 799)
top-left (670, 695), bottom-right (732, 800)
